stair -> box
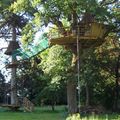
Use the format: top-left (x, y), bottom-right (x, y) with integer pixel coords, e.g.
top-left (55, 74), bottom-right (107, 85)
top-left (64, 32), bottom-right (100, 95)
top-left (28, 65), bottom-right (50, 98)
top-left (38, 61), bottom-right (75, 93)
top-left (23, 97), bottom-right (34, 112)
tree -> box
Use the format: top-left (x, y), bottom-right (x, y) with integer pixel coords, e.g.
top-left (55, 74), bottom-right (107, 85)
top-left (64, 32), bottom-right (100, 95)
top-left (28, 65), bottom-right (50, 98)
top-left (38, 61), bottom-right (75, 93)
top-left (40, 45), bottom-right (78, 113)
top-left (0, 71), bottom-right (6, 103)
top-left (80, 35), bottom-right (120, 110)
top-left (0, 0), bottom-right (27, 105)
top-left (11, 0), bottom-right (119, 113)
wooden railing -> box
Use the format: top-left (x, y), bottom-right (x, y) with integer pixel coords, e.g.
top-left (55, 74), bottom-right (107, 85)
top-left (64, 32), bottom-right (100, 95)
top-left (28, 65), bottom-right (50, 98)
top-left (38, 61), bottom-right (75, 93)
top-left (23, 97), bottom-right (34, 112)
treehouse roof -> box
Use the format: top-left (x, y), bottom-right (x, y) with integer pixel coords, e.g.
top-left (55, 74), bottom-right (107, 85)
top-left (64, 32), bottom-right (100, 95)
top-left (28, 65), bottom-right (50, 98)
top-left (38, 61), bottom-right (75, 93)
top-left (5, 41), bottom-right (20, 55)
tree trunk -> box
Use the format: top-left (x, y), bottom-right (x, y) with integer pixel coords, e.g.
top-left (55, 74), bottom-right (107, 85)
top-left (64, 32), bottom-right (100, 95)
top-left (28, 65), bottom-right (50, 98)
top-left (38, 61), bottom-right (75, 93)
top-left (67, 53), bottom-right (78, 114)
top-left (11, 25), bottom-right (18, 105)
top-left (85, 82), bottom-right (90, 106)
top-left (67, 79), bottom-right (77, 114)
top-left (114, 54), bottom-right (120, 111)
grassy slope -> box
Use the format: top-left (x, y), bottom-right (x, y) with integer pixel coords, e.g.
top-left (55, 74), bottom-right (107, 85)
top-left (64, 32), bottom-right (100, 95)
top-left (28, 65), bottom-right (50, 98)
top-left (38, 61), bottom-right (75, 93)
top-left (0, 106), bottom-right (120, 120)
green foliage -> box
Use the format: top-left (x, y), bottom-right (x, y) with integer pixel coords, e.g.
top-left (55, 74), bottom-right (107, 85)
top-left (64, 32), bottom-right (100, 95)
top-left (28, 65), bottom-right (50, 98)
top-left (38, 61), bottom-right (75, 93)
top-left (21, 23), bottom-right (35, 44)
top-left (6, 0), bottom-right (120, 112)
top-left (40, 45), bottom-right (72, 83)
top-left (80, 35), bottom-right (120, 108)
top-left (11, 0), bottom-right (119, 36)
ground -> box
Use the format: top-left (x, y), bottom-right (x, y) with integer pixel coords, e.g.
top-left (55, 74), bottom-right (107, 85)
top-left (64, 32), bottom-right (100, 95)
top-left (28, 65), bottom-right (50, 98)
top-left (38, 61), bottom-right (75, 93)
top-left (0, 106), bottom-right (65, 120)
top-left (0, 106), bottom-right (120, 120)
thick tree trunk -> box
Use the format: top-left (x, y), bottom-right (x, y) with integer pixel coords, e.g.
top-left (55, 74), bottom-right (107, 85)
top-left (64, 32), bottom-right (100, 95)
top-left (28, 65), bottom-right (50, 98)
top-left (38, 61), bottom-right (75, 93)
top-left (11, 25), bottom-right (18, 105)
top-left (67, 79), bottom-right (77, 114)
top-left (114, 54), bottom-right (120, 111)
top-left (66, 53), bottom-right (78, 114)
top-left (11, 61), bottom-right (17, 105)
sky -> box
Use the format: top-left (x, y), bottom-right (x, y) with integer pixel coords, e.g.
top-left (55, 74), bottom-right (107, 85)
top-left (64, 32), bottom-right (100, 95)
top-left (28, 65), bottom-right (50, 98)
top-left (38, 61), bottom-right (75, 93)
top-left (0, 38), bottom-right (11, 82)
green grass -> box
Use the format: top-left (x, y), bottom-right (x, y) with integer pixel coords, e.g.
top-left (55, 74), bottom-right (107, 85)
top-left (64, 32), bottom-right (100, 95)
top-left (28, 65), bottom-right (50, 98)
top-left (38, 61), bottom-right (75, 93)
top-left (0, 106), bottom-right (66, 120)
top-left (81, 114), bottom-right (120, 120)
top-left (0, 106), bottom-right (120, 120)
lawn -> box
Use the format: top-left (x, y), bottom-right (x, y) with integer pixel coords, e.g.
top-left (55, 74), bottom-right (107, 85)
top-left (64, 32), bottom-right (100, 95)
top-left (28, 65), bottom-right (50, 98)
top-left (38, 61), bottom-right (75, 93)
top-left (0, 106), bottom-right (120, 120)
top-left (0, 106), bottom-right (66, 120)
top-left (81, 114), bottom-right (120, 120)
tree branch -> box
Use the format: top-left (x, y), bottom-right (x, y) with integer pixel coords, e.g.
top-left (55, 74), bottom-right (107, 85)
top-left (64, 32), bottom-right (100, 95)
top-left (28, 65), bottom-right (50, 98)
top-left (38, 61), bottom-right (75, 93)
top-left (100, 0), bottom-right (118, 6)
top-left (51, 18), bottom-right (66, 35)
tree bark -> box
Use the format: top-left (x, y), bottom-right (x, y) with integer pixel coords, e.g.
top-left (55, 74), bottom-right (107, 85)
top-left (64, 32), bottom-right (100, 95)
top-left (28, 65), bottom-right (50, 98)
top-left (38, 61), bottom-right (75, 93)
top-left (67, 53), bottom-right (78, 114)
top-left (85, 82), bottom-right (90, 106)
top-left (67, 78), bottom-right (77, 114)
top-left (114, 54), bottom-right (120, 111)
top-left (11, 25), bottom-right (18, 105)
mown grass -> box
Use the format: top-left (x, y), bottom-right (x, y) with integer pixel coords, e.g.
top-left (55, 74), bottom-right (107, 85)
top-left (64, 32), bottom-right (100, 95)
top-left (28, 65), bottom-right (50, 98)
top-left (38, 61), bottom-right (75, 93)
top-left (0, 106), bottom-right (120, 120)
top-left (0, 106), bottom-right (66, 120)
top-left (81, 113), bottom-right (120, 120)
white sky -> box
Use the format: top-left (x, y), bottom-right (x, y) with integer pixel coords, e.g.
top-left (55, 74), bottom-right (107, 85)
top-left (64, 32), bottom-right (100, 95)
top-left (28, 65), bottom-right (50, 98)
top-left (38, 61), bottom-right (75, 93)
top-left (0, 38), bottom-right (11, 82)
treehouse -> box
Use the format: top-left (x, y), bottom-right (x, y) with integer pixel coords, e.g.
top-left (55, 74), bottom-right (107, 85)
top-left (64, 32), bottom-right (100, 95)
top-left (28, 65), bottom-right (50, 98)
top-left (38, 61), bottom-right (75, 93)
top-left (5, 41), bottom-right (20, 55)
top-left (6, 62), bottom-right (19, 68)
top-left (49, 22), bottom-right (110, 49)
top-left (1, 104), bottom-right (20, 111)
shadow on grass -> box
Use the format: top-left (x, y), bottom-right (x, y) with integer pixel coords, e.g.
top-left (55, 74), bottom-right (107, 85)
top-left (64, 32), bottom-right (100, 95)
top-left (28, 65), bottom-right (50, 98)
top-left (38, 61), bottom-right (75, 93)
top-left (0, 106), bottom-right (66, 114)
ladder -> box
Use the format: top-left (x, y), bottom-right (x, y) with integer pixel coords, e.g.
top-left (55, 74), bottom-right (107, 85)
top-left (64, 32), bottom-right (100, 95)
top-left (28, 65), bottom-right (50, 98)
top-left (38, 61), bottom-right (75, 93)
top-left (23, 97), bottom-right (34, 112)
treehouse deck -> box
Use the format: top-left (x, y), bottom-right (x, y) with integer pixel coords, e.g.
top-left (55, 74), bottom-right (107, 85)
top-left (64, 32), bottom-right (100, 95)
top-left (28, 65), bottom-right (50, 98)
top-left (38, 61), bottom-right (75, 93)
top-left (49, 22), bottom-right (109, 48)
top-left (0, 104), bottom-right (20, 110)
top-left (49, 35), bottom-right (105, 48)
top-left (6, 63), bottom-right (19, 68)
top-left (5, 41), bottom-right (20, 55)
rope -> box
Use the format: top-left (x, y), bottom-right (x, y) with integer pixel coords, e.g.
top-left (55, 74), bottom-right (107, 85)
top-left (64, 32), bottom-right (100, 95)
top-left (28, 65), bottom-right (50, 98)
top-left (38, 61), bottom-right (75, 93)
top-left (77, 26), bottom-right (81, 112)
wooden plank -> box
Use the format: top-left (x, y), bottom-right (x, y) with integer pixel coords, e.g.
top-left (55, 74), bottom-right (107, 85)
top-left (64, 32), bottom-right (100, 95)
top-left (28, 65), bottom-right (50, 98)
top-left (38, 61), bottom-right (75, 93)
top-left (0, 104), bottom-right (20, 110)
top-left (49, 35), bottom-right (97, 45)
top-left (49, 35), bottom-right (104, 48)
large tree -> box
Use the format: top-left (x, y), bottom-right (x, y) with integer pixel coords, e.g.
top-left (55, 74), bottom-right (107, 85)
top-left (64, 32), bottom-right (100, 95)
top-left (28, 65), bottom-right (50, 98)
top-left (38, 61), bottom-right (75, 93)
top-left (0, 0), bottom-right (27, 105)
top-left (10, 0), bottom-right (119, 113)
top-left (0, 71), bottom-right (6, 103)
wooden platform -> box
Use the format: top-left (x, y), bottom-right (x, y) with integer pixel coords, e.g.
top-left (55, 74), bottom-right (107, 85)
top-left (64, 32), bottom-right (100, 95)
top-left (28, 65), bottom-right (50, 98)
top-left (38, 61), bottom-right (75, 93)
top-left (49, 22), bottom-right (109, 49)
top-left (49, 35), bottom-right (105, 48)
top-left (5, 41), bottom-right (20, 55)
top-left (6, 63), bottom-right (19, 68)
top-left (0, 104), bottom-right (20, 110)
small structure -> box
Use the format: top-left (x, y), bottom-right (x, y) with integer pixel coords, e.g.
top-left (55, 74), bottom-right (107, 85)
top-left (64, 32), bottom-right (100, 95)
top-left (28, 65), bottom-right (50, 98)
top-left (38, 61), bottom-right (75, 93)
top-left (23, 97), bottom-right (34, 112)
top-left (6, 62), bottom-right (19, 68)
top-left (49, 22), bottom-right (109, 49)
top-left (1, 104), bottom-right (20, 111)
top-left (4, 40), bottom-right (20, 109)
top-left (5, 41), bottom-right (20, 68)
top-left (5, 41), bottom-right (20, 55)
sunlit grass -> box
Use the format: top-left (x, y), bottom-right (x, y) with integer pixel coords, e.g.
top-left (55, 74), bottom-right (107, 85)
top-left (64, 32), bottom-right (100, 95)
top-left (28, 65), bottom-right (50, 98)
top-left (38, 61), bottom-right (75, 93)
top-left (81, 113), bottom-right (120, 120)
top-left (0, 106), bottom-right (120, 120)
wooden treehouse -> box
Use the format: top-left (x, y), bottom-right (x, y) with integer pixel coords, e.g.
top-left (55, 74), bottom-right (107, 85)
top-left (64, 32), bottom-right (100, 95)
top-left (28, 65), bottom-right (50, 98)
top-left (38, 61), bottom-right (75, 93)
top-left (5, 41), bottom-right (20, 68)
top-left (3, 41), bottom-right (20, 109)
top-left (1, 104), bottom-right (20, 111)
top-left (49, 22), bottom-right (110, 49)
top-left (5, 41), bottom-right (20, 55)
